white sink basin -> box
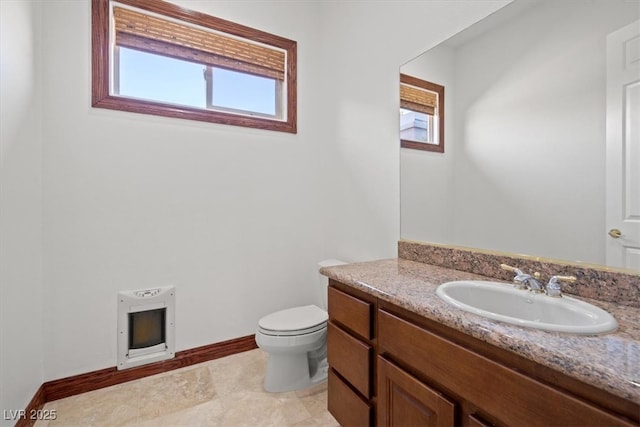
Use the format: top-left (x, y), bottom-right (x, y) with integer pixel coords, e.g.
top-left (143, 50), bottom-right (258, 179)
top-left (436, 280), bottom-right (618, 334)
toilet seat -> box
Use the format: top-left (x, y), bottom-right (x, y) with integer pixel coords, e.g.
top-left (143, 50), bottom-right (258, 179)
top-left (258, 305), bottom-right (327, 337)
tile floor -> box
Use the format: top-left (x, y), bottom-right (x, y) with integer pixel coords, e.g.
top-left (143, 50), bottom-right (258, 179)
top-left (34, 349), bottom-right (339, 427)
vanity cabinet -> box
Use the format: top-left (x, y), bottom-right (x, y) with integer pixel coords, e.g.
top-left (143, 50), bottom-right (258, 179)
top-left (327, 281), bottom-right (376, 426)
top-left (327, 279), bottom-right (639, 427)
top-left (377, 308), bottom-right (636, 427)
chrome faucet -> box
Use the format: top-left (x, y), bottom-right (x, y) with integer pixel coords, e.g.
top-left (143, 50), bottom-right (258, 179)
top-left (545, 275), bottom-right (577, 298)
top-left (515, 272), bottom-right (544, 292)
top-left (501, 264), bottom-right (544, 292)
top-left (501, 264), bottom-right (577, 297)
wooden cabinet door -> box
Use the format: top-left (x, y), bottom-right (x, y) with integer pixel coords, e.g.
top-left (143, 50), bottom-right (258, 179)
top-left (378, 356), bottom-right (455, 427)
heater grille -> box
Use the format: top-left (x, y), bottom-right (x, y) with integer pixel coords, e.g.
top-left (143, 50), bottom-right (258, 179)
top-left (128, 308), bottom-right (166, 350)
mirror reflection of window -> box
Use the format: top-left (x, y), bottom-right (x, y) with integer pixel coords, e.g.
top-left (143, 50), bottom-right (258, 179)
top-left (400, 109), bottom-right (435, 144)
top-left (400, 74), bottom-right (444, 152)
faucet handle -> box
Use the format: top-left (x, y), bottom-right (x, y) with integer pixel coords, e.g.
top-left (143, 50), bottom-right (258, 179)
top-left (554, 275), bottom-right (577, 283)
top-left (500, 264), bottom-right (522, 274)
top-left (546, 275), bottom-right (577, 297)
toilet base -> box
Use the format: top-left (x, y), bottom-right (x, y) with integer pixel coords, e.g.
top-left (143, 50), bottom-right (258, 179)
top-left (256, 325), bottom-right (327, 393)
top-left (264, 353), bottom-right (328, 392)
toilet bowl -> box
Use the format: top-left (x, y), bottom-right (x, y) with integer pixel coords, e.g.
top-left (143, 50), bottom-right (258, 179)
top-left (255, 259), bottom-right (346, 392)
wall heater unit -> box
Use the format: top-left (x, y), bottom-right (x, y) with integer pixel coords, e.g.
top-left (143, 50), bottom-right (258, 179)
top-left (117, 286), bottom-right (175, 370)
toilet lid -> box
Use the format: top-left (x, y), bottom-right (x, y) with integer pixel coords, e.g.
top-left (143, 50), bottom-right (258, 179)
top-left (258, 305), bottom-right (327, 334)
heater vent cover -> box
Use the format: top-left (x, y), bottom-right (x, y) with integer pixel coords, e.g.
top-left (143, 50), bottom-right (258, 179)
top-left (117, 286), bottom-right (175, 370)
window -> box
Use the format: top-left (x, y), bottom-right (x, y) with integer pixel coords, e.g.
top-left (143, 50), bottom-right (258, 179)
top-left (400, 74), bottom-right (444, 152)
top-left (92, 0), bottom-right (297, 133)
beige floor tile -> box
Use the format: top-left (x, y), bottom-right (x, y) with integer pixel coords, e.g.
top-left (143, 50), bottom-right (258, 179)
top-left (43, 381), bottom-right (142, 426)
top-left (294, 382), bottom-right (329, 418)
top-left (290, 411), bottom-right (341, 427)
top-left (207, 348), bottom-right (267, 396)
top-left (134, 399), bottom-right (227, 427)
top-left (137, 366), bottom-right (216, 419)
top-left (216, 390), bottom-right (312, 427)
top-left (35, 349), bottom-right (338, 427)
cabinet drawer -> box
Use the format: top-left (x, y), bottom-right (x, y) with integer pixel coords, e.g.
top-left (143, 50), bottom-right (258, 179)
top-left (327, 321), bottom-right (372, 397)
top-left (328, 286), bottom-right (372, 340)
top-left (378, 309), bottom-right (635, 427)
top-left (328, 368), bottom-right (372, 427)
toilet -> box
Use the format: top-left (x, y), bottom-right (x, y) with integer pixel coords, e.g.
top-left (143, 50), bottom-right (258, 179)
top-left (255, 259), bottom-right (346, 392)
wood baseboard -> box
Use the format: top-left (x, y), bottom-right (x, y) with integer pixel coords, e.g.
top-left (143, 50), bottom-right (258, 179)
top-left (16, 334), bottom-right (257, 425)
top-left (14, 385), bottom-right (46, 427)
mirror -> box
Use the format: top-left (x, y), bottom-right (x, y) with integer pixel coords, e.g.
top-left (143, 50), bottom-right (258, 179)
top-left (400, 0), bottom-right (640, 272)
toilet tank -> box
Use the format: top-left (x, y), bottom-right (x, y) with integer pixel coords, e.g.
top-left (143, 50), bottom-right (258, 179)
top-left (317, 259), bottom-right (347, 310)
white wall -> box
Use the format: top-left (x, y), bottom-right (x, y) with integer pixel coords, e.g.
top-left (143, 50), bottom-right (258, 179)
top-left (1, 0), bottom-right (512, 410)
top-left (0, 0), bottom-right (44, 422)
top-left (40, 0), bottom-right (330, 380)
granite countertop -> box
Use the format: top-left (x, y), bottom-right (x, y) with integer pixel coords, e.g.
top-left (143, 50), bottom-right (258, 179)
top-left (320, 258), bottom-right (640, 404)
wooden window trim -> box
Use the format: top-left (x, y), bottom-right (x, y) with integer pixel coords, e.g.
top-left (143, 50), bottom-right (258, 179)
top-left (400, 73), bottom-right (444, 153)
top-left (92, 0), bottom-right (297, 133)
